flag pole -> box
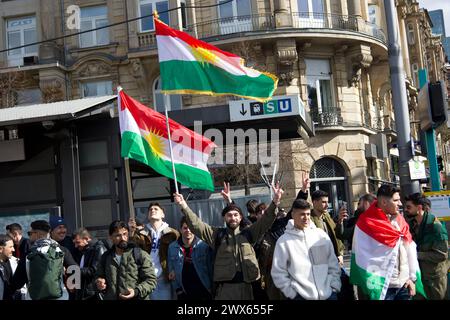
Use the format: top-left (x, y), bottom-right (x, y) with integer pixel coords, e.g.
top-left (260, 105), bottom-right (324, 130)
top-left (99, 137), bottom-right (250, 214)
top-left (117, 86), bottom-right (135, 219)
top-left (163, 94), bottom-right (179, 194)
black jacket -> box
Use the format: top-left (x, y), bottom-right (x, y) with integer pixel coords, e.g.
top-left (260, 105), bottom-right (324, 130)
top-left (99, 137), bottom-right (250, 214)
top-left (13, 238), bottom-right (31, 261)
top-left (269, 189), bottom-right (308, 241)
top-left (76, 239), bottom-right (107, 300)
top-left (0, 260), bottom-right (14, 300)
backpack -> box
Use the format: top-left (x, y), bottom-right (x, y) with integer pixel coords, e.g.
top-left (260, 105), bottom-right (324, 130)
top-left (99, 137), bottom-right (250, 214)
top-left (27, 242), bottom-right (65, 300)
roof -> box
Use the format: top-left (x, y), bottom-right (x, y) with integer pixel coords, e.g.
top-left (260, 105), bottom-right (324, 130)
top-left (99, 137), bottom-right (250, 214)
top-left (0, 95), bottom-right (117, 126)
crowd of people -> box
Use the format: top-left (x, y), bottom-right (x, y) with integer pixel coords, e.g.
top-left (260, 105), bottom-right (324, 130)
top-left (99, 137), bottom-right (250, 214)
top-left (0, 176), bottom-right (448, 301)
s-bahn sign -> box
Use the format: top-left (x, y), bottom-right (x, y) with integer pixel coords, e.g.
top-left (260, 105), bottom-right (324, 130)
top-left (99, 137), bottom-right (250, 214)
top-left (229, 95), bottom-right (306, 122)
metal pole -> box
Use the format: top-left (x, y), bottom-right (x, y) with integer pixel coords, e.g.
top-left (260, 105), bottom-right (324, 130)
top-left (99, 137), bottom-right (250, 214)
top-left (383, 0), bottom-right (420, 196)
top-left (164, 94), bottom-right (179, 194)
top-left (418, 70), bottom-right (441, 191)
top-left (118, 87), bottom-right (136, 218)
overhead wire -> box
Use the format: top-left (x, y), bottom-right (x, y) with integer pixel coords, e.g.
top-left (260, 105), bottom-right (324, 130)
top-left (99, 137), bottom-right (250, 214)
top-left (0, 0), bottom-right (234, 54)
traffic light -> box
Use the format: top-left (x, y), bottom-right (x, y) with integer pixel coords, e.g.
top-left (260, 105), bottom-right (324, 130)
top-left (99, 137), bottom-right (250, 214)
top-left (418, 80), bottom-right (448, 130)
top-left (429, 81), bottom-right (447, 127)
top-left (437, 155), bottom-right (443, 171)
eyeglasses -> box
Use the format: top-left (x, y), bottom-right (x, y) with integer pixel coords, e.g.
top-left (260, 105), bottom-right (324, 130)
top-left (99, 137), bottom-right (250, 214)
top-left (27, 231), bottom-right (37, 236)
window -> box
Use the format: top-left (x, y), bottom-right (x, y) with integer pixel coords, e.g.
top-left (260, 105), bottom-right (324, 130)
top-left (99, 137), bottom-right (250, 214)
top-left (6, 16), bottom-right (37, 66)
top-left (368, 4), bottom-right (378, 25)
top-left (407, 23), bottom-right (415, 45)
top-left (297, 0), bottom-right (324, 19)
top-left (180, 0), bottom-right (187, 29)
top-left (80, 6), bottom-right (109, 48)
top-left (153, 76), bottom-right (182, 112)
top-left (16, 88), bottom-right (41, 106)
top-left (411, 63), bottom-right (419, 87)
top-left (305, 59), bottom-right (333, 113)
top-left (218, 0), bottom-right (251, 28)
top-left (139, 0), bottom-right (169, 32)
top-left (81, 80), bottom-right (113, 97)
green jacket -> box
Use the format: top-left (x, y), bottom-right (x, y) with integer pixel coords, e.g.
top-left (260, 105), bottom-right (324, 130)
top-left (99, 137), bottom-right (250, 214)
top-left (181, 202), bottom-right (277, 283)
top-left (410, 212), bottom-right (448, 279)
top-left (311, 210), bottom-right (345, 257)
top-left (95, 246), bottom-right (157, 300)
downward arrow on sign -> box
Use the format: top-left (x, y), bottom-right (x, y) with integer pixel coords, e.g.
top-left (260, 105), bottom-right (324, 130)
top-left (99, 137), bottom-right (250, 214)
top-left (240, 104), bottom-right (247, 116)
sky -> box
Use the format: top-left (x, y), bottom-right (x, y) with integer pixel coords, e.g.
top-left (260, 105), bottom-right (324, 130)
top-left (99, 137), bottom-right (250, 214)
top-left (419, 0), bottom-right (450, 36)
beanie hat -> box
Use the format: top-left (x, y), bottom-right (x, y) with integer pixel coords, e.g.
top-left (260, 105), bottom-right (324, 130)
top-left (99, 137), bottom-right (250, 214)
top-left (221, 204), bottom-right (243, 217)
top-left (49, 216), bottom-right (66, 231)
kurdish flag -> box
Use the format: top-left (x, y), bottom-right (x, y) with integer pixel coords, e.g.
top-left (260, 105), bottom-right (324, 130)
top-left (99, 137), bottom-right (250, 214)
top-left (118, 90), bottom-right (216, 191)
top-left (350, 202), bottom-right (426, 300)
top-left (155, 17), bottom-right (278, 102)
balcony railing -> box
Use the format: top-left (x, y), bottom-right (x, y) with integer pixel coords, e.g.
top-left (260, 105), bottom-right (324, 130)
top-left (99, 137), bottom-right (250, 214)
top-left (184, 12), bottom-right (386, 44)
top-left (291, 12), bottom-right (386, 43)
top-left (311, 107), bottom-right (343, 127)
top-left (138, 32), bottom-right (156, 47)
top-left (186, 13), bottom-right (275, 39)
top-left (135, 12), bottom-right (386, 49)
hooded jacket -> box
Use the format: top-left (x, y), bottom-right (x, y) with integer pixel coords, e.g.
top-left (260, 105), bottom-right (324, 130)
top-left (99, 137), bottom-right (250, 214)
top-left (130, 222), bottom-right (179, 280)
top-left (271, 220), bottom-right (341, 300)
top-left (95, 243), bottom-right (157, 300)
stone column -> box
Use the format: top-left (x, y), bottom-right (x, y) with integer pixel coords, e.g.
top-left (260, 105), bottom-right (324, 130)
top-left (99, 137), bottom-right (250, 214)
top-left (348, 0), bottom-right (362, 16)
top-left (347, 0), bottom-right (363, 31)
top-left (274, 0), bottom-right (292, 28)
top-left (187, 0), bottom-right (198, 38)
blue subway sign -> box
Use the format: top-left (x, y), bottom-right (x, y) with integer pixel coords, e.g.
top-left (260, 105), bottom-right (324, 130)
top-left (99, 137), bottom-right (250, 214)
top-left (229, 95), bottom-right (305, 122)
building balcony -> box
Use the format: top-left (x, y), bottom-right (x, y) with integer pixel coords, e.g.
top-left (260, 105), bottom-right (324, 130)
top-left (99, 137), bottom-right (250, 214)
top-left (291, 12), bottom-right (386, 43)
top-left (311, 107), bottom-right (343, 127)
top-left (131, 12), bottom-right (386, 52)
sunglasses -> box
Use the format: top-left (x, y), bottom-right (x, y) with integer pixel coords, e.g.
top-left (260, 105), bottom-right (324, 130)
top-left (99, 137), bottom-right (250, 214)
top-left (27, 231), bottom-right (37, 236)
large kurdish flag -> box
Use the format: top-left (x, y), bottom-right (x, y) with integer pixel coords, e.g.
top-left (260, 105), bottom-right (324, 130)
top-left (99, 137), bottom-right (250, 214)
top-left (350, 202), bottom-right (426, 300)
top-left (119, 90), bottom-right (216, 191)
top-left (155, 17), bottom-right (278, 102)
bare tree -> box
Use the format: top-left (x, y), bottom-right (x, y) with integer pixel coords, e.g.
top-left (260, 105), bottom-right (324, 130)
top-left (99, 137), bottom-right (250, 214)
top-left (0, 71), bottom-right (24, 108)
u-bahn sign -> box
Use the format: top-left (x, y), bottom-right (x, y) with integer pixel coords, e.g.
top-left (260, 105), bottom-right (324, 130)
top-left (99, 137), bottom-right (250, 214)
top-left (229, 94), bottom-right (306, 122)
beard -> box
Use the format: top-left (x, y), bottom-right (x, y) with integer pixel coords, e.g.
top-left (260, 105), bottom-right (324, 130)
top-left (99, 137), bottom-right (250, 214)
top-left (226, 222), bottom-right (239, 230)
top-left (116, 240), bottom-right (128, 250)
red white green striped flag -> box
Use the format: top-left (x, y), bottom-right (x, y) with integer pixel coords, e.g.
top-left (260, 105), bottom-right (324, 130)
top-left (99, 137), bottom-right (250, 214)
top-left (350, 202), bottom-right (426, 300)
top-left (118, 90), bottom-right (216, 191)
top-left (154, 17), bottom-right (278, 102)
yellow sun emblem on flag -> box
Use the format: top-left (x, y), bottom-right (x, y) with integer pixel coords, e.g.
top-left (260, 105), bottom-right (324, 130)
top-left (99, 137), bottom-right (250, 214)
top-left (191, 46), bottom-right (219, 65)
top-left (145, 129), bottom-right (165, 159)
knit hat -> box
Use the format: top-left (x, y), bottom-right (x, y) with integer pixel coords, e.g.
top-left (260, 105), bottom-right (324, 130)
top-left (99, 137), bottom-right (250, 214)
top-left (221, 204), bottom-right (243, 217)
top-left (49, 216), bottom-right (66, 231)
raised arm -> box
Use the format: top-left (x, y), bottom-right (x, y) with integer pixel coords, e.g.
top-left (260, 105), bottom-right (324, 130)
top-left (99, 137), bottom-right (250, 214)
top-left (221, 181), bottom-right (233, 205)
top-left (174, 192), bottom-right (215, 246)
top-left (248, 182), bottom-right (284, 242)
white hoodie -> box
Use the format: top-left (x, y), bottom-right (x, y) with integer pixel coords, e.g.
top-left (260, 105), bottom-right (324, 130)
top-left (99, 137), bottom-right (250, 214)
top-left (146, 221), bottom-right (170, 279)
top-left (271, 220), bottom-right (341, 300)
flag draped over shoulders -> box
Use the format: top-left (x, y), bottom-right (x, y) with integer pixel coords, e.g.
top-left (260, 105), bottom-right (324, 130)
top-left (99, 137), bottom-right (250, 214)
top-left (350, 201), bottom-right (426, 300)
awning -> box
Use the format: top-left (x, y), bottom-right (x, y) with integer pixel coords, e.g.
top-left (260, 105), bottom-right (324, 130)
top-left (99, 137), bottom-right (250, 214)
top-left (0, 95), bottom-right (117, 126)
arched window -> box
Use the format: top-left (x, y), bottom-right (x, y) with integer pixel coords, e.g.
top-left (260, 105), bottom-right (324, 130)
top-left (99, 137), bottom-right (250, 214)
top-left (153, 77), bottom-right (182, 112)
top-left (310, 157), bottom-right (345, 179)
top-left (309, 157), bottom-right (348, 217)
top-left (407, 23), bottom-right (415, 45)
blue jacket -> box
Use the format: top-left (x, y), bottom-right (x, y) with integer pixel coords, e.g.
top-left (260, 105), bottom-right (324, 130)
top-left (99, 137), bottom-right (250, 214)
top-left (167, 237), bottom-right (213, 294)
